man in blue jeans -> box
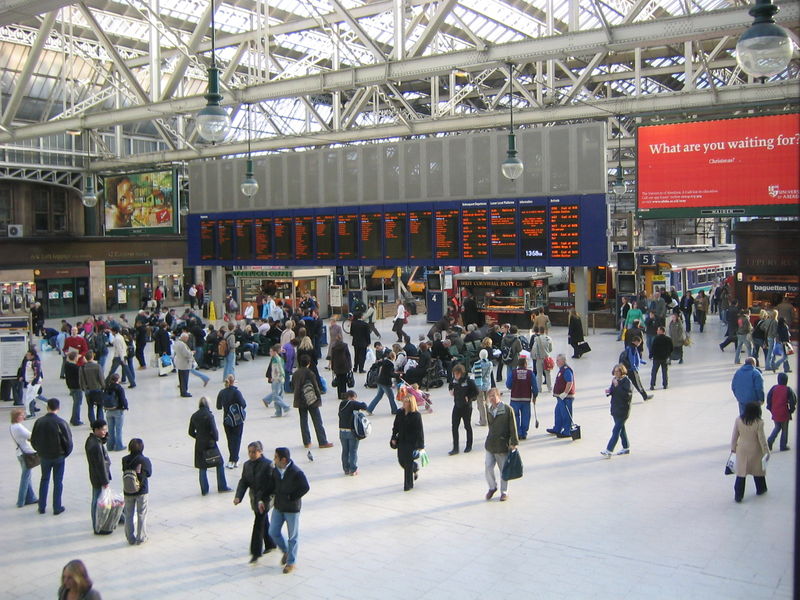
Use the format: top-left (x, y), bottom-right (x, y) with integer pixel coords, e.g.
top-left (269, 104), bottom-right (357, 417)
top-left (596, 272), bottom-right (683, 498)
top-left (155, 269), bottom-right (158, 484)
top-left (85, 420), bottom-right (111, 531)
top-left (269, 447), bottom-right (310, 574)
top-left (222, 323), bottom-right (237, 382)
top-left (30, 398), bottom-right (73, 515)
top-left (366, 352), bottom-right (398, 415)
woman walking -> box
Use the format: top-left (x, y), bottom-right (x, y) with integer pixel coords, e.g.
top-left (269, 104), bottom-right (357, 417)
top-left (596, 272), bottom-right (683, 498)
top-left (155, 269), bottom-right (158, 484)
top-left (668, 311), bottom-right (686, 364)
top-left (121, 437), bottom-right (152, 545)
top-left (9, 407), bottom-right (38, 507)
top-left (392, 303), bottom-right (410, 343)
top-left (102, 373), bottom-right (129, 451)
top-left (766, 372), bottom-right (796, 451)
top-left (567, 310), bottom-right (585, 359)
top-left (189, 397), bottom-right (231, 495)
top-left (293, 354), bottom-right (333, 449)
top-left (730, 402), bottom-right (770, 503)
top-left (217, 374), bottom-right (247, 469)
top-left (264, 344), bottom-right (292, 417)
top-left (329, 339), bottom-right (353, 400)
top-left (17, 349), bottom-right (44, 417)
top-left (391, 389), bottom-right (425, 491)
top-left (338, 390), bottom-right (369, 475)
top-left (600, 364), bottom-right (633, 458)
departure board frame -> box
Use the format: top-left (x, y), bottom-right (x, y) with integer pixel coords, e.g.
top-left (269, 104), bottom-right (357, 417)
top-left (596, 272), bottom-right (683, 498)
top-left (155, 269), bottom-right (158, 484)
top-left (187, 194), bottom-right (607, 268)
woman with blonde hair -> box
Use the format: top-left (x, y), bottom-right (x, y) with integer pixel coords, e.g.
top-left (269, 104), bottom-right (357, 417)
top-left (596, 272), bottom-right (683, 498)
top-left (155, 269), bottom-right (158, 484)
top-left (9, 407), bottom-right (37, 507)
top-left (58, 559), bottom-right (101, 599)
top-left (391, 388), bottom-right (425, 491)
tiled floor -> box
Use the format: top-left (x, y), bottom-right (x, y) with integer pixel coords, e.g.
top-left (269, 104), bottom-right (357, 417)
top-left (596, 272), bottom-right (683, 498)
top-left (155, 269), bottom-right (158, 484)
top-left (1, 313), bottom-right (795, 599)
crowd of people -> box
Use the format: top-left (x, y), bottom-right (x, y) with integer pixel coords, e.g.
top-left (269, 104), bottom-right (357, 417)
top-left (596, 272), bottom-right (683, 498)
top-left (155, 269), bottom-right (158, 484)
top-left (7, 284), bottom-right (797, 592)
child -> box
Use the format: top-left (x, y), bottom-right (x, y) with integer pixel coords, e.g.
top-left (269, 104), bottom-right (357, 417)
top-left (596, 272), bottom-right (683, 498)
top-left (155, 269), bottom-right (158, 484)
top-left (121, 437), bottom-right (152, 545)
top-left (766, 372), bottom-right (796, 451)
top-left (338, 390), bottom-right (368, 475)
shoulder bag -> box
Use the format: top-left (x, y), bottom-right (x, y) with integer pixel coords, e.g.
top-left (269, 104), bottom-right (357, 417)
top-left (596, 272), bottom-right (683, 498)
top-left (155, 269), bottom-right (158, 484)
top-left (12, 436), bottom-right (40, 469)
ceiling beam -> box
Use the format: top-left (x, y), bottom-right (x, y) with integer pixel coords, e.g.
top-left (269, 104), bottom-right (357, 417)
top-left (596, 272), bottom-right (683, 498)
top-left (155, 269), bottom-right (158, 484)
top-left (1, 5), bottom-right (797, 145)
top-left (90, 82), bottom-right (798, 170)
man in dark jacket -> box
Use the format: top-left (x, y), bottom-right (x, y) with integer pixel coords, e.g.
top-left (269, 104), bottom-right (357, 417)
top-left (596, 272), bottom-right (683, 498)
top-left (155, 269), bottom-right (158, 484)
top-left (234, 441), bottom-right (277, 563)
top-left (720, 300), bottom-right (740, 351)
top-left (31, 398), bottom-right (73, 515)
top-left (448, 364), bottom-right (478, 455)
top-left (268, 447), bottom-right (310, 574)
top-left (85, 419), bottom-right (111, 531)
top-left (350, 316), bottom-right (371, 373)
top-left (484, 388), bottom-right (518, 502)
top-left (650, 326), bottom-right (674, 390)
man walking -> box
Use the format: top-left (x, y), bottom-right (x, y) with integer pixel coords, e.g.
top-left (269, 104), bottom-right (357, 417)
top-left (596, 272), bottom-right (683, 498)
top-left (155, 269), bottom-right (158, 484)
top-left (234, 441), bottom-right (277, 564)
top-left (732, 357), bottom-right (764, 416)
top-left (650, 326), bottom-right (674, 390)
top-left (350, 314), bottom-right (371, 374)
top-left (484, 388), bottom-right (518, 502)
top-left (173, 332), bottom-right (195, 398)
top-left (108, 326), bottom-right (136, 388)
top-left (269, 447), bottom-right (310, 574)
top-left (85, 419), bottom-right (111, 531)
top-left (31, 398), bottom-right (73, 515)
top-left (222, 323), bottom-right (237, 381)
top-left (363, 301), bottom-right (381, 339)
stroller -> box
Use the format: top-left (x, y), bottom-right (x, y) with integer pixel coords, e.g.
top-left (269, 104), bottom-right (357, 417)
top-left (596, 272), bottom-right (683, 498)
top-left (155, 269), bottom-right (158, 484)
top-left (398, 382), bottom-right (433, 413)
top-left (420, 358), bottom-right (446, 390)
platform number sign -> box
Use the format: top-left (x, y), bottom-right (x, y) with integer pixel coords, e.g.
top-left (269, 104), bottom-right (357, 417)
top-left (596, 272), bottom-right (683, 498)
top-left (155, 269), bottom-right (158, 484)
top-left (639, 254), bottom-right (657, 266)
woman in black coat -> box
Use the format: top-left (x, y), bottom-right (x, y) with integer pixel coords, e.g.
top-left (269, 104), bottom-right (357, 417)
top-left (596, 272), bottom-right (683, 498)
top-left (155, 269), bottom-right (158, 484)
top-left (600, 364), bottom-right (633, 458)
top-left (391, 390), bottom-right (425, 491)
top-left (153, 322), bottom-right (172, 358)
top-left (567, 310), bottom-right (585, 359)
top-left (188, 397), bottom-right (231, 495)
top-left (329, 340), bottom-right (352, 400)
top-left (216, 375), bottom-right (247, 469)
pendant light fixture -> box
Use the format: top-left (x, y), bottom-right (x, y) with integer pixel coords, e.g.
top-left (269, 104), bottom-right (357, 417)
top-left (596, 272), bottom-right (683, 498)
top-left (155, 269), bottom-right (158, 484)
top-left (736, 0), bottom-right (793, 79)
top-left (82, 130), bottom-right (98, 208)
top-left (611, 118), bottom-right (627, 197)
top-left (500, 62), bottom-right (524, 181)
top-left (240, 104), bottom-right (259, 197)
top-left (196, 0), bottom-right (230, 143)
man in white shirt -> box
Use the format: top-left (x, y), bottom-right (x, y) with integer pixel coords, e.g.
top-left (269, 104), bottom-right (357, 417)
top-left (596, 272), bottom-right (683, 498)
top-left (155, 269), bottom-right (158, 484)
top-left (107, 327), bottom-right (136, 388)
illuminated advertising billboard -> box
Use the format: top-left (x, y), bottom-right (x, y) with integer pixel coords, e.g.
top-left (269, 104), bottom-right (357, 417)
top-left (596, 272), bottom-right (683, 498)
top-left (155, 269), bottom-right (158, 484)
top-left (103, 169), bottom-right (177, 235)
top-left (637, 114), bottom-right (799, 218)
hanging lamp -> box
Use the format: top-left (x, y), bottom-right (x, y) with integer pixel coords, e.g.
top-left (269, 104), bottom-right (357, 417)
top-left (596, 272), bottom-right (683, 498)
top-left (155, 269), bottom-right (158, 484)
top-left (240, 104), bottom-right (259, 197)
top-left (196, 0), bottom-right (230, 142)
top-left (500, 63), bottom-right (524, 181)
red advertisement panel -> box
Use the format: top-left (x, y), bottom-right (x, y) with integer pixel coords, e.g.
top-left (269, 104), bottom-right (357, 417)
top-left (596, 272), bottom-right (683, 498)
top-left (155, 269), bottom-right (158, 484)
top-left (638, 114), bottom-right (799, 217)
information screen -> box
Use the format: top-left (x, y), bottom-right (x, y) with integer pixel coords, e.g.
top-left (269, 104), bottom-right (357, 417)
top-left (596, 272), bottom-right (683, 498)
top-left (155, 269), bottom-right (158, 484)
top-left (294, 216), bottom-right (313, 261)
top-left (384, 212), bottom-right (407, 261)
top-left (190, 195), bottom-right (608, 267)
top-left (273, 217), bottom-right (292, 261)
top-left (218, 220), bottom-right (234, 262)
top-left (360, 212), bottom-right (383, 261)
top-left (462, 204), bottom-right (489, 260)
top-left (338, 214), bottom-right (357, 260)
top-left (520, 206), bottom-right (546, 259)
top-left (315, 214), bottom-right (335, 261)
top-left (550, 203), bottom-right (580, 259)
top-left (435, 209), bottom-right (459, 260)
top-left (490, 204), bottom-right (517, 259)
top-left (254, 218), bottom-right (272, 260)
top-left (409, 210), bottom-right (433, 261)
top-left (234, 220), bottom-right (252, 262)
top-left (200, 220), bottom-right (215, 261)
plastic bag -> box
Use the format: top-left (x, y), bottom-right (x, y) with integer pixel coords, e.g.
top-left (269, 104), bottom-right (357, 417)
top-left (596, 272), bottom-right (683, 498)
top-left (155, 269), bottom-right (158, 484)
top-left (95, 487), bottom-right (124, 534)
top-left (417, 449), bottom-right (430, 468)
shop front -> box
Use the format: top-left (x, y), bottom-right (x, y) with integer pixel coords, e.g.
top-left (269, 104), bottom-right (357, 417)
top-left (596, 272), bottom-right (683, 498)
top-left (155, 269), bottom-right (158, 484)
top-left (231, 268), bottom-right (332, 317)
top-left (35, 266), bottom-right (91, 318)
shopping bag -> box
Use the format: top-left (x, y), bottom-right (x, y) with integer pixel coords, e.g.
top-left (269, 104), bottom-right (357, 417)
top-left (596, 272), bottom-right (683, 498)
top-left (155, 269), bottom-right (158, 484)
top-left (501, 449), bottom-right (523, 480)
top-left (724, 453), bottom-right (735, 475)
top-left (417, 449), bottom-right (430, 468)
top-left (95, 488), bottom-right (124, 535)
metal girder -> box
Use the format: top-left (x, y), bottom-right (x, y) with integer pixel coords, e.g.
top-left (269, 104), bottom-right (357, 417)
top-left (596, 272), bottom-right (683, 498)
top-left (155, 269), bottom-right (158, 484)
top-left (76, 2), bottom-right (177, 150)
top-left (1, 11), bottom-right (57, 127)
top-left (1, 4), bottom-right (798, 146)
top-left (407, 0), bottom-right (458, 58)
top-left (90, 81), bottom-right (799, 170)
top-left (329, 0), bottom-right (385, 62)
top-left (159, 0), bottom-right (213, 100)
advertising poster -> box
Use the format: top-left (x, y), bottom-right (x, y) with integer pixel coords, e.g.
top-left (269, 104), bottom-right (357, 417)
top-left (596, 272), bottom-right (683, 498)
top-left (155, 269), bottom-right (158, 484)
top-left (637, 114), bottom-right (799, 218)
top-left (103, 170), bottom-right (176, 234)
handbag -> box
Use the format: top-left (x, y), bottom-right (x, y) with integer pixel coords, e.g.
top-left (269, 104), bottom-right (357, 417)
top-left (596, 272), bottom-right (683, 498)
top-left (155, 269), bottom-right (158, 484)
top-left (204, 445), bottom-right (223, 468)
top-left (346, 370), bottom-right (355, 388)
top-left (785, 342), bottom-right (795, 356)
top-left (724, 452), bottom-right (735, 476)
top-left (12, 436), bottom-right (41, 468)
top-left (501, 449), bottom-right (523, 480)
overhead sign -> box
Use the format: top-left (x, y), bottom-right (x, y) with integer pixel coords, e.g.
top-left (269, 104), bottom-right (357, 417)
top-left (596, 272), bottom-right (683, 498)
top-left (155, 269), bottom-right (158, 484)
top-left (637, 114), bottom-right (800, 218)
top-left (188, 195), bottom-right (608, 268)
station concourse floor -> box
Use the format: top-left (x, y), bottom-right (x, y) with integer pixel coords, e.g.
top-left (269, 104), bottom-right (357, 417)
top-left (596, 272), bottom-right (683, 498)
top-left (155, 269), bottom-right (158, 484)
top-left (1, 313), bottom-right (795, 599)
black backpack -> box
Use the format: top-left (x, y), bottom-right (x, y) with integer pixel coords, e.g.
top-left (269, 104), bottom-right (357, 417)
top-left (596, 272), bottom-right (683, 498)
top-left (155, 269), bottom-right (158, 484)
top-left (752, 319), bottom-right (766, 341)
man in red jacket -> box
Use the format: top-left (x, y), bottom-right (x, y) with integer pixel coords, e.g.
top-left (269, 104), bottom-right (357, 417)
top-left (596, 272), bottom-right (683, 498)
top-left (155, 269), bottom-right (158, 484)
top-left (63, 326), bottom-right (89, 365)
